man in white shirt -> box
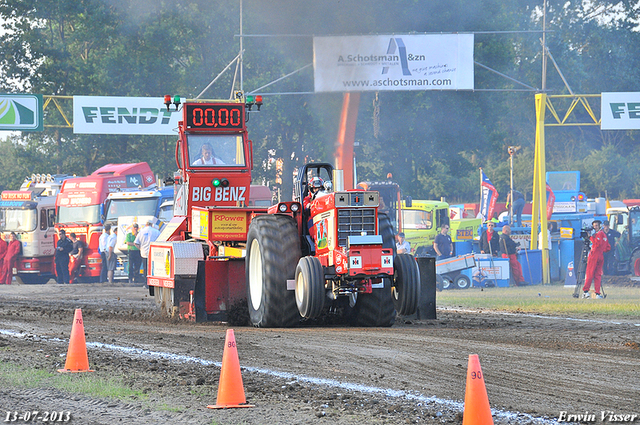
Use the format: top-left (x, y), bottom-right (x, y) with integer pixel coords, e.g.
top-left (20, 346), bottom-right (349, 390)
top-left (107, 226), bottom-right (118, 283)
top-left (191, 143), bottom-right (224, 166)
top-left (396, 232), bottom-right (411, 254)
top-left (135, 220), bottom-right (161, 284)
top-left (99, 224), bottom-right (111, 283)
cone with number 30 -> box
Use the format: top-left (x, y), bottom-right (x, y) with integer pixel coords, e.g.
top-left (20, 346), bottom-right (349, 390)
top-left (207, 329), bottom-right (254, 409)
top-left (462, 354), bottom-right (493, 425)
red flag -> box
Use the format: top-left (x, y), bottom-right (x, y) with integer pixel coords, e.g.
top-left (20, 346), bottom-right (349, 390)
top-left (480, 170), bottom-right (499, 221)
top-left (546, 182), bottom-right (555, 220)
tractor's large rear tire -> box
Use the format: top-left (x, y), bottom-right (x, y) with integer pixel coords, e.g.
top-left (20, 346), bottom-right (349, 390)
top-left (378, 213), bottom-right (396, 256)
top-left (350, 278), bottom-right (396, 327)
top-left (295, 256), bottom-right (325, 319)
top-left (246, 215), bottom-right (301, 328)
top-left (392, 253), bottom-right (419, 315)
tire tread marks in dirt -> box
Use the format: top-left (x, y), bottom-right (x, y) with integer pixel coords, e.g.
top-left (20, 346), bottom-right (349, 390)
top-left (247, 214), bottom-right (301, 328)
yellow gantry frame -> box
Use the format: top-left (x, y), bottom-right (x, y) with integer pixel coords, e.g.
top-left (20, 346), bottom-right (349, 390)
top-left (43, 95), bottom-right (73, 128)
top-left (530, 93), bottom-right (601, 284)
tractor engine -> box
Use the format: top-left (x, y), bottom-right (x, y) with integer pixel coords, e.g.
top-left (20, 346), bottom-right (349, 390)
top-left (308, 190), bottom-right (394, 293)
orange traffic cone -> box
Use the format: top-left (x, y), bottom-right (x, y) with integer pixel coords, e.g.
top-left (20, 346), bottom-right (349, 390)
top-left (207, 329), bottom-right (254, 409)
top-left (462, 354), bottom-right (493, 425)
top-left (58, 309), bottom-right (94, 373)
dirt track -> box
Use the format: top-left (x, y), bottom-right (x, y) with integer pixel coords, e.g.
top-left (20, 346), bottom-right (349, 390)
top-left (0, 281), bottom-right (639, 424)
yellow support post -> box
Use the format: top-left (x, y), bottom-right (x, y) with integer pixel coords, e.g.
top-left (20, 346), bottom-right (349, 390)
top-left (531, 93), bottom-right (550, 284)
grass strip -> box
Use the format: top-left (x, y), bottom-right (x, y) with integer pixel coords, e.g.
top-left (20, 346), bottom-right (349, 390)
top-left (0, 361), bottom-right (147, 400)
top-left (436, 284), bottom-right (640, 317)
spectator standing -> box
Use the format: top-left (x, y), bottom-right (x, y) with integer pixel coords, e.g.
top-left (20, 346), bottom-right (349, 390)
top-left (68, 233), bottom-right (85, 284)
top-left (99, 224), bottom-right (111, 283)
top-left (507, 189), bottom-right (526, 227)
top-left (479, 222), bottom-right (500, 256)
top-left (433, 225), bottom-right (453, 261)
top-left (602, 220), bottom-right (620, 275)
top-left (2, 232), bottom-right (21, 284)
top-left (395, 232), bottom-right (410, 254)
top-left (55, 230), bottom-right (73, 284)
top-left (135, 220), bottom-right (160, 284)
top-left (106, 226), bottom-right (118, 283)
top-left (0, 234), bottom-right (7, 283)
top-left (500, 225), bottom-right (526, 286)
top-left (125, 223), bottom-right (142, 283)
top-left (582, 220), bottom-right (610, 298)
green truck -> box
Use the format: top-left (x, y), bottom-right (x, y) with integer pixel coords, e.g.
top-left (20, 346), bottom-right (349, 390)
top-left (401, 200), bottom-right (481, 257)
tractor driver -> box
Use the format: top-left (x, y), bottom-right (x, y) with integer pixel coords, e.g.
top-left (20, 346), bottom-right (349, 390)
top-left (304, 177), bottom-right (324, 210)
top-left (304, 177), bottom-right (324, 238)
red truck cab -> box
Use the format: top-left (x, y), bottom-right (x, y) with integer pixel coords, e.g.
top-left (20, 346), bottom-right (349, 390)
top-left (54, 163), bottom-right (155, 281)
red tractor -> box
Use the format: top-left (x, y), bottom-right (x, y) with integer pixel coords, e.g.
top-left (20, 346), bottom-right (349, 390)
top-left (148, 97), bottom-right (418, 327)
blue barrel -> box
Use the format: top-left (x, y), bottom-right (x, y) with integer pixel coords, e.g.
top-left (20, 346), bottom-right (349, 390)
top-left (518, 249), bottom-right (542, 285)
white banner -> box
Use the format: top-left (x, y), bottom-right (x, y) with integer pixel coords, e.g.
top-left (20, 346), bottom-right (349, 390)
top-left (73, 96), bottom-right (181, 135)
top-left (553, 201), bottom-right (577, 213)
top-left (313, 34), bottom-right (474, 92)
top-left (601, 92), bottom-right (640, 130)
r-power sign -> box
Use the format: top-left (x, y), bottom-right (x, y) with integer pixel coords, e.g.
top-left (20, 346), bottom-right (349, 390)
top-left (73, 96), bottom-right (181, 135)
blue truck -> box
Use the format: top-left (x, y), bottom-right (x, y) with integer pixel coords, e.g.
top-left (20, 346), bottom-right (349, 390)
top-left (103, 186), bottom-right (174, 280)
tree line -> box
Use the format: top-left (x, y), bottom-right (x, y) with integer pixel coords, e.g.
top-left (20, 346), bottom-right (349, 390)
top-left (1, 0), bottom-right (639, 203)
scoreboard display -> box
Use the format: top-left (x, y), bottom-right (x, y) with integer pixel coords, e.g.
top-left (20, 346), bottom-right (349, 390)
top-left (185, 104), bottom-right (244, 130)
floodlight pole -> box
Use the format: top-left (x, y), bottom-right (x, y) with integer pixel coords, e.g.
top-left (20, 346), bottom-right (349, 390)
top-left (542, 0), bottom-right (547, 92)
top-left (240, 0), bottom-right (243, 93)
top-left (509, 147), bottom-right (514, 225)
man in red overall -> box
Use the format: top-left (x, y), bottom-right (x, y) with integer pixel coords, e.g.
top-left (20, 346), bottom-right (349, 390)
top-left (2, 232), bottom-right (21, 284)
top-left (582, 220), bottom-right (610, 299)
top-left (500, 224), bottom-right (525, 286)
top-left (0, 234), bottom-right (7, 283)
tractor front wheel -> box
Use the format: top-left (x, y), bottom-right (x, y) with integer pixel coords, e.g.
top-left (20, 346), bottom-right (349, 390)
top-left (246, 215), bottom-right (301, 328)
top-left (392, 253), bottom-right (419, 315)
top-left (295, 256), bottom-right (325, 319)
